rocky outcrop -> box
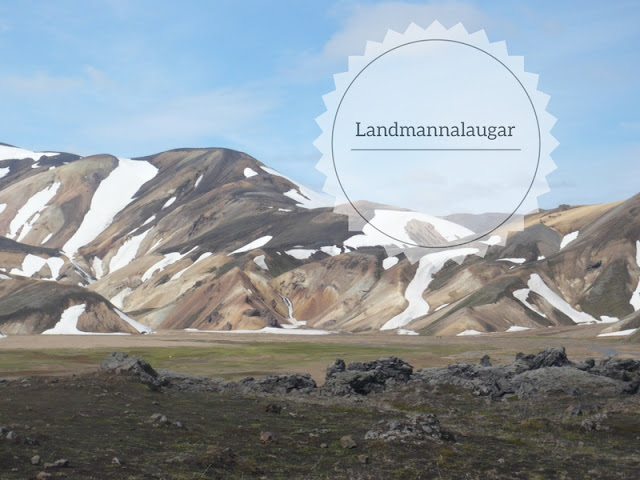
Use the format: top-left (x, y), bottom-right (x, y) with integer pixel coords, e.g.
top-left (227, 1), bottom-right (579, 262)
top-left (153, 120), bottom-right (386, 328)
top-left (322, 357), bottom-right (413, 395)
top-left (412, 347), bottom-right (637, 399)
top-left (99, 352), bottom-right (166, 389)
top-left (364, 414), bottom-right (444, 443)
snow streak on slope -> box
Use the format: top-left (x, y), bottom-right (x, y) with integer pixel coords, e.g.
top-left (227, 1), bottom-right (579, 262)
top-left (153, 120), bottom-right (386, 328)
top-left (108, 230), bottom-right (151, 275)
top-left (228, 235), bottom-right (272, 255)
top-left (170, 252), bottom-right (212, 280)
top-left (526, 274), bottom-right (614, 324)
top-left (597, 328), bottom-right (638, 337)
top-left (0, 167), bottom-right (9, 179)
top-left (631, 240), bottom-right (640, 311)
top-left (63, 158), bottom-right (158, 256)
top-left (497, 258), bottom-right (526, 264)
top-left (162, 197), bottom-right (176, 209)
top-left (560, 231), bottom-right (579, 250)
top-left (7, 182), bottom-right (60, 240)
top-left (380, 247), bottom-right (478, 330)
top-left (260, 166), bottom-right (332, 209)
top-left (194, 174), bottom-right (203, 188)
top-left (345, 210), bottom-right (474, 249)
top-left (42, 304), bottom-right (87, 334)
top-left (512, 288), bottom-right (547, 318)
top-left (115, 308), bottom-right (152, 333)
top-left (142, 248), bottom-right (197, 282)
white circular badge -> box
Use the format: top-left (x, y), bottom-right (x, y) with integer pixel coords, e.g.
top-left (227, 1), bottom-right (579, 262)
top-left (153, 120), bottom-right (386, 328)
top-left (315, 22), bottom-right (557, 262)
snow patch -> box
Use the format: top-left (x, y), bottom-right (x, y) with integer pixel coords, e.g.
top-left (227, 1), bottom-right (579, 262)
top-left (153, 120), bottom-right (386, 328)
top-left (109, 230), bottom-right (151, 275)
top-left (31, 162), bottom-right (40, 169)
top-left (397, 329), bottom-right (419, 335)
top-left (110, 288), bottom-right (132, 310)
top-left (7, 182), bottom-right (60, 240)
top-left (142, 247), bottom-right (197, 282)
top-left (41, 232), bottom-right (53, 245)
top-left (142, 215), bottom-right (156, 226)
top-left (527, 274), bottom-right (600, 324)
top-left (0, 145), bottom-right (59, 161)
top-left (260, 166), bottom-right (332, 209)
top-left (457, 329), bottom-right (484, 336)
top-left (63, 158), bottom-right (158, 256)
top-left (46, 257), bottom-right (64, 279)
top-left (0, 203), bottom-right (6, 214)
top-left (497, 258), bottom-right (526, 264)
top-left (506, 325), bottom-right (531, 332)
top-left (285, 249), bottom-right (317, 260)
top-left (380, 248), bottom-right (478, 330)
top-left (194, 174), bottom-right (203, 188)
top-left (10, 254), bottom-right (47, 277)
top-left (0, 273), bottom-right (10, 280)
top-left (320, 245), bottom-right (341, 256)
top-left (162, 196), bottom-right (176, 209)
top-left (244, 167), bottom-right (258, 178)
top-left (345, 209), bottom-right (474, 249)
top-left (115, 308), bottom-right (152, 334)
top-left (42, 304), bottom-right (87, 334)
top-left (481, 235), bottom-right (502, 246)
top-left (434, 303), bottom-right (449, 312)
top-left (171, 252), bottom-right (212, 280)
top-left (228, 235), bottom-right (272, 255)
top-left (597, 329), bottom-right (638, 337)
top-left (253, 254), bottom-right (268, 270)
top-left (513, 288), bottom-right (547, 318)
top-left (382, 257), bottom-right (399, 270)
top-left (278, 208), bottom-right (292, 212)
top-left (0, 167), bottom-right (9, 179)
top-left (560, 231), bottom-right (579, 250)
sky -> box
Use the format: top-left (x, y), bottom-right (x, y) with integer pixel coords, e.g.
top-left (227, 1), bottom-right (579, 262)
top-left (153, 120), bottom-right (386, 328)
top-left (0, 0), bottom-right (638, 209)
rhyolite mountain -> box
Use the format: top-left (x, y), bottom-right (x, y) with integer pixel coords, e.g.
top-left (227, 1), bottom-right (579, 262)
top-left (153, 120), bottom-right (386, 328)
top-left (0, 143), bottom-right (638, 339)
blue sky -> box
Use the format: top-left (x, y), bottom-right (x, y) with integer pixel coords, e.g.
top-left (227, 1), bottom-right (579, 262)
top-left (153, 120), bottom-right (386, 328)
top-left (0, 0), bottom-right (638, 208)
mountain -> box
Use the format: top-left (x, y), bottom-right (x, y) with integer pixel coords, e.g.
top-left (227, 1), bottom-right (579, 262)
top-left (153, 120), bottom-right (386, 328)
top-left (0, 143), bottom-right (638, 339)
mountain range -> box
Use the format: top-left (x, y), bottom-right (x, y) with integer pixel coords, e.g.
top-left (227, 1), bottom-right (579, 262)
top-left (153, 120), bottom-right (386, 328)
top-left (0, 143), bottom-right (638, 341)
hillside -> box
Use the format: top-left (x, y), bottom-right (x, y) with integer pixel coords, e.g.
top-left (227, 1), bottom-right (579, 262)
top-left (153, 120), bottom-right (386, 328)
top-left (0, 143), bottom-right (638, 339)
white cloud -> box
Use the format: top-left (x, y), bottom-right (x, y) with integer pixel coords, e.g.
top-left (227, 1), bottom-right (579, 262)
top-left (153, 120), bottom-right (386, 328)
top-left (288, 1), bottom-right (490, 80)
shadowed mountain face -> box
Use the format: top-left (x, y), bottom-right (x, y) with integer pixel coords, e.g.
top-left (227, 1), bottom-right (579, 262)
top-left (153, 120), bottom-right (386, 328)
top-left (0, 143), bottom-right (638, 339)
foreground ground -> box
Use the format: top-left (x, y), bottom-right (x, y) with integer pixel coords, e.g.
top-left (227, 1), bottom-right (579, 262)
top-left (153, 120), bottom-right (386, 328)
top-left (1, 332), bottom-right (639, 479)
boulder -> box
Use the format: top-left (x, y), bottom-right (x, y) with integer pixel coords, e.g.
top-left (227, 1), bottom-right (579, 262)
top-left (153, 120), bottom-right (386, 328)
top-left (100, 352), bottom-right (165, 389)
top-left (322, 357), bottom-right (413, 395)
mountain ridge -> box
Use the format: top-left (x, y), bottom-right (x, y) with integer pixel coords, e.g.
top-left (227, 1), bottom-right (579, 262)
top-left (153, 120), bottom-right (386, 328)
top-left (0, 143), bottom-right (637, 341)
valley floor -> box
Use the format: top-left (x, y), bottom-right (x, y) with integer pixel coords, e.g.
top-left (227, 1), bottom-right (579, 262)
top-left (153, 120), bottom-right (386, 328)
top-left (0, 327), bottom-right (639, 382)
